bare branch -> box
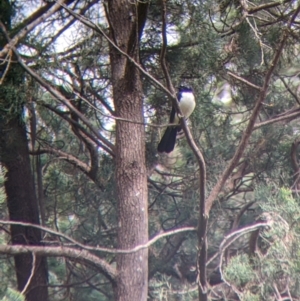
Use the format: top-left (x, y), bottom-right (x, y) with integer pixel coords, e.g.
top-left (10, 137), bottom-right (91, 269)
top-left (29, 146), bottom-right (105, 189)
top-left (0, 244), bottom-right (116, 282)
top-left (31, 146), bottom-right (89, 171)
top-left (247, 0), bottom-right (292, 14)
top-left (41, 103), bottom-right (114, 156)
top-left (218, 221), bottom-right (271, 294)
top-left (278, 76), bottom-right (300, 105)
top-left (0, 50), bottom-right (12, 85)
top-left (0, 220), bottom-right (195, 255)
top-left (254, 107), bottom-right (300, 129)
top-left (227, 71), bottom-right (262, 91)
top-left (7, 55), bottom-right (114, 153)
top-left (73, 91), bottom-right (171, 127)
top-left (21, 253), bottom-right (36, 295)
top-left (231, 201), bottom-right (256, 232)
top-left (160, 0), bottom-right (175, 94)
top-left (58, 2), bottom-right (175, 99)
top-left (0, 0), bottom-right (72, 58)
top-left (40, 0), bottom-right (99, 53)
top-left (0, 21), bottom-right (115, 154)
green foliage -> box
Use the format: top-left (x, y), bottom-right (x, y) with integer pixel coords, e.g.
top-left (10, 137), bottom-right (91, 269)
top-left (0, 62), bottom-right (26, 125)
top-left (1, 288), bottom-right (24, 301)
top-left (224, 254), bottom-right (256, 287)
top-left (221, 186), bottom-right (300, 299)
top-left (242, 291), bottom-right (260, 301)
top-left (0, 0), bottom-right (14, 29)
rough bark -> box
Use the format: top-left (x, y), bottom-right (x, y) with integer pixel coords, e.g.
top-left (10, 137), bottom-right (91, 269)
top-left (0, 116), bottom-right (49, 301)
top-left (0, 2), bottom-right (48, 298)
top-left (106, 1), bottom-right (149, 300)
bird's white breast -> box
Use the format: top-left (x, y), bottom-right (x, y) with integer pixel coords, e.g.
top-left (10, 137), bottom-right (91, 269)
top-left (174, 92), bottom-right (196, 123)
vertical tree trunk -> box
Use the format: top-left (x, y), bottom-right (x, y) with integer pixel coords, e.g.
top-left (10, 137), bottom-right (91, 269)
top-left (0, 2), bottom-right (48, 299)
top-left (0, 117), bottom-right (48, 301)
top-left (106, 1), bottom-right (149, 300)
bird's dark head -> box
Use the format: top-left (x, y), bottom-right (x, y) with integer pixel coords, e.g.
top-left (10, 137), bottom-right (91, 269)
top-left (178, 85), bottom-right (193, 93)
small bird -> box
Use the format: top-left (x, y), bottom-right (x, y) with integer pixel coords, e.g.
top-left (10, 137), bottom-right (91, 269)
top-left (157, 86), bottom-right (195, 153)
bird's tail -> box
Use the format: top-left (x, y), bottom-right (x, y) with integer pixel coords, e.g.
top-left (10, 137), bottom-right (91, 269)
top-left (157, 127), bottom-right (179, 153)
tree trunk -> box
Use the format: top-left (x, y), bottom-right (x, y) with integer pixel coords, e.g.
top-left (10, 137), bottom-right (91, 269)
top-left (0, 117), bottom-right (48, 301)
top-left (0, 2), bottom-right (48, 298)
top-left (106, 1), bottom-right (149, 300)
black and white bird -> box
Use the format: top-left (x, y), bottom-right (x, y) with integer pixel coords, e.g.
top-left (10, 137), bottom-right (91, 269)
top-left (157, 86), bottom-right (195, 153)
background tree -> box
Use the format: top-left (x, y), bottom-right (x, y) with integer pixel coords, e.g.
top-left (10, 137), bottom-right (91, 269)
top-left (0, 1), bottom-right (48, 300)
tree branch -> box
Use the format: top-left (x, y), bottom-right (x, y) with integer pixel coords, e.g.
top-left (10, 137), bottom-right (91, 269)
top-left (254, 107), bottom-right (300, 129)
top-left (278, 76), bottom-right (300, 105)
top-left (29, 146), bottom-right (104, 189)
top-left (41, 103), bottom-right (114, 156)
top-left (21, 253), bottom-right (36, 295)
top-left (218, 221), bottom-right (271, 291)
top-left (0, 0), bottom-right (73, 58)
top-left (58, 2), bottom-right (175, 99)
top-left (0, 244), bottom-right (116, 283)
top-left (247, 0), bottom-right (292, 14)
top-left (227, 71), bottom-right (262, 91)
top-left (0, 220), bottom-right (195, 255)
top-left (0, 19), bottom-right (115, 155)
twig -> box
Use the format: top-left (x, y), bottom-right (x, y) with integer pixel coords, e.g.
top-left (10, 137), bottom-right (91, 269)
top-left (254, 108), bottom-right (300, 129)
top-left (0, 22), bottom-right (114, 153)
top-left (0, 0), bottom-right (69, 58)
top-left (278, 76), bottom-right (300, 105)
top-left (29, 145), bottom-right (105, 189)
top-left (227, 71), bottom-right (262, 91)
top-left (245, 17), bottom-right (270, 65)
top-left (21, 253), bottom-right (36, 295)
top-left (0, 49), bottom-right (12, 85)
top-left (41, 102), bottom-right (114, 156)
top-left (73, 91), bottom-right (180, 128)
top-left (247, 0), bottom-right (292, 15)
top-left (218, 222), bottom-right (270, 296)
top-left (0, 220), bottom-right (195, 254)
top-left (58, 1), bottom-right (175, 100)
top-left (0, 243), bottom-right (116, 282)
